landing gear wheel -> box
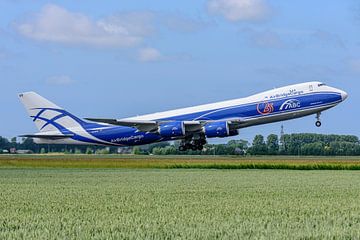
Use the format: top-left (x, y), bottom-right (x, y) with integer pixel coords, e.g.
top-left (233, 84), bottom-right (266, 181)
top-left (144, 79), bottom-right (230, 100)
top-left (315, 112), bottom-right (322, 127)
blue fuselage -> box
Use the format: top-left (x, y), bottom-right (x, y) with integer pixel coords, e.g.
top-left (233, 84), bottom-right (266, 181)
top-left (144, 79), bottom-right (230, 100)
top-left (69, 91), bottom-right (342, 146)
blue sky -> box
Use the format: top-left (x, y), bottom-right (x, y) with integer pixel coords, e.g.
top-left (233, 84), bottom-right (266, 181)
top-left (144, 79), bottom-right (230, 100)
top-left (0, 0), bottom-right (359, 142)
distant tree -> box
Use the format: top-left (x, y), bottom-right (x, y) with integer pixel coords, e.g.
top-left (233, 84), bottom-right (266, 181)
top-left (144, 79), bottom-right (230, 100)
top-left (249, 135), bottom-right (267, 155)
top-left (213, 144), bottom-right (227, 155)
top-left (10, 137), bottom-right (17, 148)
top-left (301, 142), bottom-right (324, 155)
top-left (147, 142), bottom-right (170, 153)
top-left (74, 148), bottom-right (83, 154)
top-left (86, 147), bottom-right (93, 154)
top-left (152, 147), bottom-right (163, 155)
top-left (21, 138), bottom-right (44, 153)
top-left (277, 133), bottom-right (360, 156)
top-left (40, 148), bottom-right (46, 154)
top-left (162, 146), bottom-right (177, 155)
top-left (228, 140), bottom-right (249, 153)
top-left (132, 146), bottom-right (142, 155)
top-left (0, 136), bottom-right (10, 150)
top-left (96, 148), bottom-right (110, 154)
top-left (267, 134), bottom-right (279, 155)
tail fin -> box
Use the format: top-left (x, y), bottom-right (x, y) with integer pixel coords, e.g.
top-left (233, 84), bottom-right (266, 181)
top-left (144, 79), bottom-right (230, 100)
top-left (19, 92), bottom-right (87, 133)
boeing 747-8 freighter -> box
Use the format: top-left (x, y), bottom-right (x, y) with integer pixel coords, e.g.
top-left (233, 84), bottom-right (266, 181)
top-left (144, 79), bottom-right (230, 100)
top-left (19, 82), bottom-right (348, 151)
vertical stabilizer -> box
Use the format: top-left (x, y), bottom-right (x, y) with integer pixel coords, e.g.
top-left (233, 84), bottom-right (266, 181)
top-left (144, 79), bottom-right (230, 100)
top-left (18, 92), bottom-right (87, 133)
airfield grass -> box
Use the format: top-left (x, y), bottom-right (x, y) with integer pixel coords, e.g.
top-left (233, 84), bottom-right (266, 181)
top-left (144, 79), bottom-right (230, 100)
top-left (1, 154), bottom-right (360, 170)
top-left (0, 168), bottom-right (360, 239)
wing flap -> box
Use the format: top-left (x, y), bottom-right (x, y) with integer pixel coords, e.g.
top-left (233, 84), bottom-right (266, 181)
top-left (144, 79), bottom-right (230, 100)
top-left (85, 118), bottom-right (159, 132)
top-left (86, 117), bottom-right (242, 133)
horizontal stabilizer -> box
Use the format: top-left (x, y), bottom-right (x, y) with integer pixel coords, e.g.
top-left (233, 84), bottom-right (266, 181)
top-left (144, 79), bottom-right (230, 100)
top-left (19, 134), bottom-right (74, 139)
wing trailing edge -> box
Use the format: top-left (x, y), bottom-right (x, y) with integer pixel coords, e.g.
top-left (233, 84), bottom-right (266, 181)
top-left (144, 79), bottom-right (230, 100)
top-left (85, 118), bottom-right (242, 132)
top-left (85, 118), bottom-right (159, 132)
top-left (19, 134), bottom-right (74, 139)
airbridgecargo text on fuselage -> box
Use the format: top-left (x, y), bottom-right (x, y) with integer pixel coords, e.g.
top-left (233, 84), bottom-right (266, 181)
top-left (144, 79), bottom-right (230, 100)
top-left (111, 135), bottom-right (145, 144)
top-left (267, 89), bottom-right (304, 100)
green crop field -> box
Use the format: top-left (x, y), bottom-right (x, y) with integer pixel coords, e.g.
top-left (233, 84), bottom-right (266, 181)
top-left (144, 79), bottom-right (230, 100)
top-left (1, 167), bottom-right (360, 239)
top-left (1, 154), bottom-right (360, 170)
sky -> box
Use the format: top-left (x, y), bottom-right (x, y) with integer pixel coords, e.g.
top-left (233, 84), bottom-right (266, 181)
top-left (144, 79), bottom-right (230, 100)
top-left (0, 0), bottom-right (359, 143)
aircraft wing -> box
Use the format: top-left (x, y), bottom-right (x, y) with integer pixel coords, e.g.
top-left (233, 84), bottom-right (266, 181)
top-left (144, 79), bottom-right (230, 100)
top-left (19, 134), bottom-right (74, 139)
top-left (85, 118), bottom-right (160, 132)
top-left (226, 118), bottom-right (242, 129)
top-left (86, 118), bottom-right (205, 132)
top-left (86, 118), bottom-right (242, 132)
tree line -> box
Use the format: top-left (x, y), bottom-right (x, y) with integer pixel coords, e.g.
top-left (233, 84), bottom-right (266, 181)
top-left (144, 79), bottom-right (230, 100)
top-left (246, 133), bottom-right (360, 156)
top-left (0, 133), bottom-right (359, 156)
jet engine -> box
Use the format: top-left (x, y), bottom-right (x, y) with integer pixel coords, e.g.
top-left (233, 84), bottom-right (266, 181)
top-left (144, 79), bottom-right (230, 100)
top-left (158, 121), bottom-right (185, 138)
top-left (203, 121), bottom-right (239, 138)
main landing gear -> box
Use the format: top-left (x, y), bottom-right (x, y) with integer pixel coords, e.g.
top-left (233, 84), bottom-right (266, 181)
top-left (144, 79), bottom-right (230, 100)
top-left (315, 112), bottom-right (322, 127)
top-left (178, 135), bottom-right (206, 151)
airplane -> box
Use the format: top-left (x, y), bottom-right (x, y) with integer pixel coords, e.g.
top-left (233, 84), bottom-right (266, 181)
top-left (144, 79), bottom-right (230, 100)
top-left (19, 81), bottom-right (348, 151)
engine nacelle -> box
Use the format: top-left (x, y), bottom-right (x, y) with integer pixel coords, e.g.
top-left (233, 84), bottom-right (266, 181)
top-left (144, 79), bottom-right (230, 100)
top-left (159, 121), bottom-right (185, 138)
top-left (203, 121), bottom-right (239, 138)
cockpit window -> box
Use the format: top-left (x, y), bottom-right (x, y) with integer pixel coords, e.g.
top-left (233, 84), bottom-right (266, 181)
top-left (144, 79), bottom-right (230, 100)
top-left (318, 83), bottom-right (326, 87)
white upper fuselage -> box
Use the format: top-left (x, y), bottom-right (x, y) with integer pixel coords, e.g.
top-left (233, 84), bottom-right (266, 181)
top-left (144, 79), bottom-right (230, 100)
top-left (123, 81), bottom-right (347, 122)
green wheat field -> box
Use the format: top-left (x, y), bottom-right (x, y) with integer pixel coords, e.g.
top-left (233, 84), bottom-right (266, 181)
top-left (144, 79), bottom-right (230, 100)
top-left (1, 155), bottom-right (360, 239)
top-left (2, 154), bottom-right (360, 170)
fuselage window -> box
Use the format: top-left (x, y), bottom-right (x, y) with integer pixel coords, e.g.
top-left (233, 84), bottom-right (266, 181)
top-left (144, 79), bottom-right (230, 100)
top-left (309, 85), bottom-right (313, 91)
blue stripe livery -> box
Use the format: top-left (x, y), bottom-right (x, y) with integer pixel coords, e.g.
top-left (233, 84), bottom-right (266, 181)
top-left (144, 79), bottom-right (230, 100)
top-left (19, 82), bottom-right (348, 148)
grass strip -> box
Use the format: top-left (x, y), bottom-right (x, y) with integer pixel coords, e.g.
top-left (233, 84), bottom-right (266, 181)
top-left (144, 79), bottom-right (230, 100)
top-left (1, 155), bottom-right (360, 170)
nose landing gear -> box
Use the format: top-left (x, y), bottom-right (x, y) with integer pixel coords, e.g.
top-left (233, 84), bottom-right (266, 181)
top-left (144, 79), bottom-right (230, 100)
top-left (315, 112), bottom-right (322, 127)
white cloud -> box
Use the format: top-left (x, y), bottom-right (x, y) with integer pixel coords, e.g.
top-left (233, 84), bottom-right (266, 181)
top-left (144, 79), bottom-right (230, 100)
top-left (14, 4), bottom-right (154, 48)
top-left (137, 47), bottom-right (163, 62)
top-left (98, 12), bottom-right (154, 37)
top-left (12, 5), bottom-right (207, 61)
top-left (207, 0), bottom-right (271, 22)
top-left (46, 75), bottom-right (73, 85)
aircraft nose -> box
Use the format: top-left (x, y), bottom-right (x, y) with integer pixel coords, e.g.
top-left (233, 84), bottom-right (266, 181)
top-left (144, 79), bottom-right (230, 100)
top-left (340, 90), bottom-right (348, 101)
